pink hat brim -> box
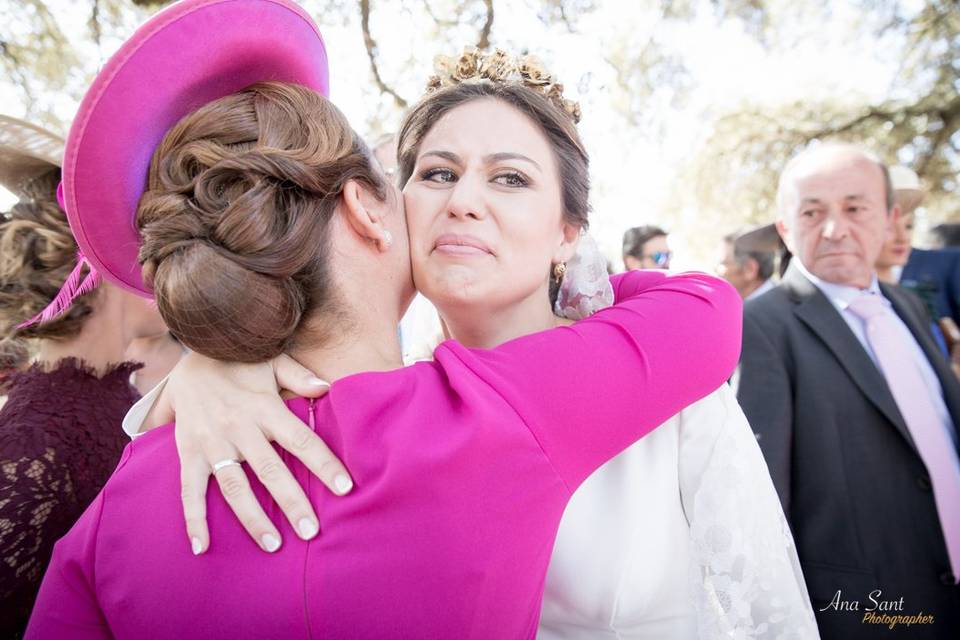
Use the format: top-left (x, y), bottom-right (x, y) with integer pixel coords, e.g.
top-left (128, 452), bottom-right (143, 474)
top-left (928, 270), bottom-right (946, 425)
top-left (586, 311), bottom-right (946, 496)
top-left (62, 0), bottom-right (329, 297)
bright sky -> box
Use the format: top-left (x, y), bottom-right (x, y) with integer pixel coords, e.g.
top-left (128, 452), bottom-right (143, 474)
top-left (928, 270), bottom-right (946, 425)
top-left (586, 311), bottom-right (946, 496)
top-left (1, 0), bottom-right (906, 271)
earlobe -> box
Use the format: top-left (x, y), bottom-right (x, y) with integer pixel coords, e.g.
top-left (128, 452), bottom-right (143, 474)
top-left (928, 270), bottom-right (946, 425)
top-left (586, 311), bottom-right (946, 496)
top-left (342, 179), bottom-right (392, 252)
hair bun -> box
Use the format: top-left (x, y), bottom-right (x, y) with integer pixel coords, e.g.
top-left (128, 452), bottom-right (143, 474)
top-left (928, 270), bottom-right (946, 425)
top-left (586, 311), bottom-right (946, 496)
top-left (150, 242), bottom-right (304, 362)
top-left (136, 82), bottom-right (387, 362)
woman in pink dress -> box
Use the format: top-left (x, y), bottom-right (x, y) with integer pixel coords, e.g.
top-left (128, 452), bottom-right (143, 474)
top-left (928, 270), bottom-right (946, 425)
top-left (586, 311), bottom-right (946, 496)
top-left (26, 1), bottom-right (740, 637)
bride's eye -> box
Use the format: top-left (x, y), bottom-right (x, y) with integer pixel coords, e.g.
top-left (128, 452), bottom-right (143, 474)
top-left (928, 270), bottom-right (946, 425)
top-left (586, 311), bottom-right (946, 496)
top-left (493, 171), bottom-right (529, 187)
top-left (420, 168), bottom-right (457, 183)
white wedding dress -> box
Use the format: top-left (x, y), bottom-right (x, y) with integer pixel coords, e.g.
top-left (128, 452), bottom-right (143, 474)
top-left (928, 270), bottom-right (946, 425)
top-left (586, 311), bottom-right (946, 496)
top-left (537, 384), bottom-right (820, 639)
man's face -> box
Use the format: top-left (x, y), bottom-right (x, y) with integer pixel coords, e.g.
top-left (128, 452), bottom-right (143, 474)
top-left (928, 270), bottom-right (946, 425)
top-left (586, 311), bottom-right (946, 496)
top-left (716, 241), bottom-right (752, 297)
top-left (777, 152), bottom-right (895, 289)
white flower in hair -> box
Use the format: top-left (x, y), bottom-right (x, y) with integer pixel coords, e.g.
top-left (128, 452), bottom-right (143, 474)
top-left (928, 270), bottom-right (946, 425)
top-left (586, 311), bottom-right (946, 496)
top-left (554, 233), bottom-right (614, 320)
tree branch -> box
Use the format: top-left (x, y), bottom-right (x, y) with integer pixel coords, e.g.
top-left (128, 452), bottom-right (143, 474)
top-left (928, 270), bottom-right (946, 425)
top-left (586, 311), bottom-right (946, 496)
top-left (0, 41), bottom-right (38, 118)
top-left (422, 1), bottom-right (457, 27)
top-left (794, 94), bottom-right (960, 143)
top-left (476, 0), bottom-right (494, 49)
top-left (915, 99), bottom-right (960, 177)
top-left (90, 0), bottom-right (102, 47)
top-left (360, 0), bottom-right (408, 109)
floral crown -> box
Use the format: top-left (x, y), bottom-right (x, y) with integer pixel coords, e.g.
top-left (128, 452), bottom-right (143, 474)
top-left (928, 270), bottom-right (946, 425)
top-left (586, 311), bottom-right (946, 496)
top-left (426, 47), bottom-right (582, 124)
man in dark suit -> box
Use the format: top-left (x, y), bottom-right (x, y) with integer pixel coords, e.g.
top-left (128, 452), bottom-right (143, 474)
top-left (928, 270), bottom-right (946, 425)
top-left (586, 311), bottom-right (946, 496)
top-left (737, 143), bottom-right (960, 638)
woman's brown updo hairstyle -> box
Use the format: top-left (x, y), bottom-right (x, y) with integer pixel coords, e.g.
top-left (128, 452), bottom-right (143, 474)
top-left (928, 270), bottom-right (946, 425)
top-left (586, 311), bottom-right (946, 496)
top-left (0, 168), bottom-right (99, 367)
top-left (136, 82), bottom-right (386, 363)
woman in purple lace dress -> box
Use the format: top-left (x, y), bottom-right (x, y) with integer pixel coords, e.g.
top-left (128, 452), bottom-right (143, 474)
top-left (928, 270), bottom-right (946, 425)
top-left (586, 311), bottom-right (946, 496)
top-left (0, 118), bottom-right (167, 637)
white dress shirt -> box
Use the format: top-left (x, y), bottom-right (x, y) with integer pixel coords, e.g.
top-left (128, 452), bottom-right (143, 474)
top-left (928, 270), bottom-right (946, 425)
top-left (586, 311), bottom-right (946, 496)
top-left (745, 277), bottom-right (776, 301)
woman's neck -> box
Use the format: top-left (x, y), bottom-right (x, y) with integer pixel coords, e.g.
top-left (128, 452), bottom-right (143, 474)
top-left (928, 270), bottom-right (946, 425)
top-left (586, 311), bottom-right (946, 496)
top-left (291, 314), bottom-right (405, 383)
top-left (439, 289), bottom-right (567, 350)
top-left (876, 265), bottom-right (896, 284)
top-left (35, 309), bottom-right (130, 376)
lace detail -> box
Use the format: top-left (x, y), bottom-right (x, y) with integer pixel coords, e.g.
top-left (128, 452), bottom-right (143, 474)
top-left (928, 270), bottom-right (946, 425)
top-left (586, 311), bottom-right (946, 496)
top-left (554, 233), bottom-right (614, 320)
top-left (681, 385), bottom-right (820, 639)
top-left (0, 358), bottom-right (140, 638)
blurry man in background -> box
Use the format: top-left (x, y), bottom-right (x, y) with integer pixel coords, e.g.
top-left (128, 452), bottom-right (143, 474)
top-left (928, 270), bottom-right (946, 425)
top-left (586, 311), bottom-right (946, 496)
top-left (622, 225), bottom-right (671, 270)
top-left (718, 225), bottom-right (779, 301)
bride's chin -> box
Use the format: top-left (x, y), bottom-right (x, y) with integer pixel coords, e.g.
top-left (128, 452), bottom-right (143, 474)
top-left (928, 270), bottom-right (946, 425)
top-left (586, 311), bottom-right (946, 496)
top-left (421, 273), bottom-right (485, 307)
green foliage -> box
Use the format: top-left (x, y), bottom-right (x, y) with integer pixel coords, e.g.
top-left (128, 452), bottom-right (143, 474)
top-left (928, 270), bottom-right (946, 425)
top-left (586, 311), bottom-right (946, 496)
top-left (668, 0), bottom-right (960, 256)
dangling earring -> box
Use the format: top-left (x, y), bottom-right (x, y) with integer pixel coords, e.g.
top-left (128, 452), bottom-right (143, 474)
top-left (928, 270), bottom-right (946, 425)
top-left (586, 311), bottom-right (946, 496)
top-left (553, 262), bottom-right (566, 283)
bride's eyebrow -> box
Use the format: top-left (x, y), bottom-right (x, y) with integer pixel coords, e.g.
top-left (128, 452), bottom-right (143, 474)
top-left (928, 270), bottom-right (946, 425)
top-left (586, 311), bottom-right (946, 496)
top-left (484, 152), bottom-right (541, 171)
top-left (419, 150), bottom-right (462, 165)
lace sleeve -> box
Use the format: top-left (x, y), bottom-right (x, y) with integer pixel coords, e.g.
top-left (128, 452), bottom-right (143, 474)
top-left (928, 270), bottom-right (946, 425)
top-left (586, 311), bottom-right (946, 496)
top-left (0, 445), bottom-right (79, 635)
top-left (0, 359), bottom-right (139, 637)
top-left (679, 385), bottom-right (821, 640)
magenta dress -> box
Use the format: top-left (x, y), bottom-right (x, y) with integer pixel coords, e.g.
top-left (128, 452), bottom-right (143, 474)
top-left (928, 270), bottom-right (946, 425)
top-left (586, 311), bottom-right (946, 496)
top-left (26, 271), bottom-right (741, 640)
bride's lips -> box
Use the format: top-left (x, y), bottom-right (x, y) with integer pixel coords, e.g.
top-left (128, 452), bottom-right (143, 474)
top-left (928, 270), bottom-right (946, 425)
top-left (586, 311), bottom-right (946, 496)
top-left (432, 233), bottom-right (494, 257)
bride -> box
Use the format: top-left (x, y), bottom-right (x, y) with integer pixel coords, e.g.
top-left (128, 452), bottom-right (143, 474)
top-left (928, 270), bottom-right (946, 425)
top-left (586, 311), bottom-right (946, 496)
top-left (127, 46), bottom-right (818, 640)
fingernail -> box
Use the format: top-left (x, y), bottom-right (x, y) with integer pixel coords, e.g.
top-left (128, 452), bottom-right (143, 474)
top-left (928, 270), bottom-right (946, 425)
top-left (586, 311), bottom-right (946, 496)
top-left (298, 518), bottom-right (319, 540)
top-left (382, 230), bottom-right (393, 248)
top-left (334, 474), bottom-right (353, 495)
top-left (261, 533), bottom-right (281, 552)
top-left (191, 537), bottom-right (203, 555)
top-left (307, 376), bottom-right (330, 388)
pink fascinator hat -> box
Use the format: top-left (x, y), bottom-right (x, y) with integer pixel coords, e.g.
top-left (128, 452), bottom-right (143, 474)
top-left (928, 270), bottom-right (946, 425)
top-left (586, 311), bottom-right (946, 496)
top-left (24, 0), bottom-right (329, 326)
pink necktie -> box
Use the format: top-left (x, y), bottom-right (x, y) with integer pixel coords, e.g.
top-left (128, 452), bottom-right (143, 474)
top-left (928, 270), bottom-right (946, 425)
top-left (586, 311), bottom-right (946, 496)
top-left (848, 293), bottom-right (960, 583)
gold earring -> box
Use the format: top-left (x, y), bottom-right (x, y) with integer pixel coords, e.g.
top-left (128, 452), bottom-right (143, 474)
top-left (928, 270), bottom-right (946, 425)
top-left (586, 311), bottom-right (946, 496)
top-left (553, 262), bottom-right (566, 283)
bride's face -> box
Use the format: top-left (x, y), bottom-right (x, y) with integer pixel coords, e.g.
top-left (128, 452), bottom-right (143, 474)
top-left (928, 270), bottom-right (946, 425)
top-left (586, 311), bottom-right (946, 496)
top-left (403, 98), bottom-right (576, 312)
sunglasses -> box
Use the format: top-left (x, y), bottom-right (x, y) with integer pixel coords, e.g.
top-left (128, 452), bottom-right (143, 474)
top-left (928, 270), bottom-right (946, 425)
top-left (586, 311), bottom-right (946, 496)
top-left (643, 251), bottom-right (672, 268)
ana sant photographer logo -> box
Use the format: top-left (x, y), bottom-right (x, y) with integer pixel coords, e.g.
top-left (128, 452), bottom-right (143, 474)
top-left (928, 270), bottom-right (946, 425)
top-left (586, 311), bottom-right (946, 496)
top-left (819, 589), bottom-right (935, 631)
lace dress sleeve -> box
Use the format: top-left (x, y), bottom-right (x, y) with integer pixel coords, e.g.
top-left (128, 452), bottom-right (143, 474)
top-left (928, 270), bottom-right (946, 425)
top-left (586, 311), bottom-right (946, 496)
top-left (0, 359), bottom-right (139, 638)
top-left (679, 385), bottom-right (821, 640)
top-left (0, 439), bottom-right (83, 636)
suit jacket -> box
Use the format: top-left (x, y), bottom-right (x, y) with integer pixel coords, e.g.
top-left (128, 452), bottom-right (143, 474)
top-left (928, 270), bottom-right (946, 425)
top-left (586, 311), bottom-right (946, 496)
top-left (737, 262), bottom-right (960, 639)
top-left (901, 247), bottom-right (960, 325)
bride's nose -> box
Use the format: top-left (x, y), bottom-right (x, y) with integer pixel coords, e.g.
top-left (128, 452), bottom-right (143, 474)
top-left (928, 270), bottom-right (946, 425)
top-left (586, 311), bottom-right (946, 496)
top-left (446, 174), bottom-right (487, 221)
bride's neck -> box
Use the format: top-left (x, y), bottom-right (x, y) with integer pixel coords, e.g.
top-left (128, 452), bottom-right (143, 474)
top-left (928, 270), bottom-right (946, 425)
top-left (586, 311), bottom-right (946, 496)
top-left (440, 290), bottom-right (570, 350)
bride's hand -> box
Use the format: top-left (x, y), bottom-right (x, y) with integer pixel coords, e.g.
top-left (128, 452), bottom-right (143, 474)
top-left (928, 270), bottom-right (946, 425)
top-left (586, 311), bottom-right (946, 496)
top-left (164, 352), bottom-right (352, 555)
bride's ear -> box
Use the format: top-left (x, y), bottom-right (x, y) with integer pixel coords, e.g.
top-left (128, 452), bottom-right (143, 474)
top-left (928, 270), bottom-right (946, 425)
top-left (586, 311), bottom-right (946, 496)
top-left (341, 179), bottom-right (392, 251)
top-left (553, 221), bottom-right (581, 264)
